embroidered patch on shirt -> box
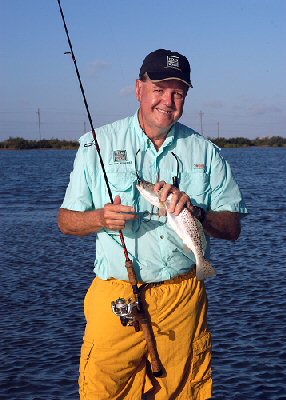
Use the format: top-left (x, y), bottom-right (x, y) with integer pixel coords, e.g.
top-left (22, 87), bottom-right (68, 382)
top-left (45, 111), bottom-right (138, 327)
top-left (113, 150), bottom-right (127, 162)
top-left (113, 150), bottom-right (132, 164)
top-left (194, 163), bottom-right (205, 169)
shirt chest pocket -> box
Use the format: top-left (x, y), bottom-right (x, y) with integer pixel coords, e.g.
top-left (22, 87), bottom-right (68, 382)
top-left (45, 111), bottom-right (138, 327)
top-left (107, 171), bottom-right (137, 207)
top-left (180, 171), bottom-right (210, 207)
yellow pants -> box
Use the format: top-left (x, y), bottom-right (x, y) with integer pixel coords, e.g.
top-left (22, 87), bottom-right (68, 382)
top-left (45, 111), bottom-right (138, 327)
top-left (79, 271), bottom-right (212, 399)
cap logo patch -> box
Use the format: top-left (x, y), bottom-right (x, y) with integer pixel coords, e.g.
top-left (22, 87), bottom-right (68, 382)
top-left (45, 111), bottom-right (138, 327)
top-left (166, 55), bottom-right (180, 69)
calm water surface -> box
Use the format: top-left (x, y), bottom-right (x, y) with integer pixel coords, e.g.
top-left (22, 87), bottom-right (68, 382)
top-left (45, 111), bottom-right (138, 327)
top-left (0, 148), bottom-right (285, 399)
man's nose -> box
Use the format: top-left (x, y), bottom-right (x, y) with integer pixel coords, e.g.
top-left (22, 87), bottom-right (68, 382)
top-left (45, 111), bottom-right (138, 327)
top-left (162, 90), bottom-right (174, 106)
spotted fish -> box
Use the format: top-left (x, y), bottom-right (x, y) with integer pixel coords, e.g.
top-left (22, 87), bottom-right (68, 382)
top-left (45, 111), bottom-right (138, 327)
top-left (136, 179), bottom-right (216, 280)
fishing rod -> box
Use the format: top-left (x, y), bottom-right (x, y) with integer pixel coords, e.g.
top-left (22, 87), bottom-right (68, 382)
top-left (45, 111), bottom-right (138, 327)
top-left (56, 0), bottom-right (162, 376)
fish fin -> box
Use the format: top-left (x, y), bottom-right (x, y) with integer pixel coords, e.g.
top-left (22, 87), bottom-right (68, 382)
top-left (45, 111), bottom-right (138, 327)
top-left (196, 259), bottom-right (216, 281)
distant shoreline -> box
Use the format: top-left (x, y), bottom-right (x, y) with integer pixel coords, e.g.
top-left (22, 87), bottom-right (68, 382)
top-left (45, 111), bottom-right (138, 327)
top-left (0, 147), bottom-right (78, 151)
top-left (1, 145), bottom-right (286, 150)
top-left (0, 136), bottom-right (285, 150)
top-left (0, 137), bottom-right (79, 151)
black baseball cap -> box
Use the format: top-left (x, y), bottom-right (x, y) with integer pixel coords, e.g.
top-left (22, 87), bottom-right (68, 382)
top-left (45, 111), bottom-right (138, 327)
top-left (139, 49), bottom-right (193, 88)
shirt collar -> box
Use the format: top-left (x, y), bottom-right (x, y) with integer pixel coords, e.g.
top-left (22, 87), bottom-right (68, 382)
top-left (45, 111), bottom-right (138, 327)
top-left (132, 110), bottom-right (176, 151)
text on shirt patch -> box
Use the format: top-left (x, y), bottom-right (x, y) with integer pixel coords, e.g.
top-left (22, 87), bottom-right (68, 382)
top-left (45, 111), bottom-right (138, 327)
top-left (166, 55), bottom-right (180, 70)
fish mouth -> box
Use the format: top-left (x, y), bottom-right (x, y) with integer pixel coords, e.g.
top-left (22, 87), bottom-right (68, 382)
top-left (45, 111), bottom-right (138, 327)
top-left (136, 178), bottom-right (156, 193)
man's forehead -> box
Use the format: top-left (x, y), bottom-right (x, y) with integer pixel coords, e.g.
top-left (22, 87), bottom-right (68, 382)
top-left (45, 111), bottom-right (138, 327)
top-left (151, 79), bottom-right (188, 91)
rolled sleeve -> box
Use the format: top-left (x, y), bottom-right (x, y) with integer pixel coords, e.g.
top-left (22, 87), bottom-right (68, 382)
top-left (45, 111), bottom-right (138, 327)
top-left (209, 147), bottom-right (248, 215)
top-left (61, 142), bottom-right (94, 212)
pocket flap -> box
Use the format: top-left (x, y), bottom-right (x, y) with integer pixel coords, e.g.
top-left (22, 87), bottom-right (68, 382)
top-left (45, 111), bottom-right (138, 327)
top-left (108, 172), bottom-right (136, 191)
top-left (193, 331), bottom-right (212, 355)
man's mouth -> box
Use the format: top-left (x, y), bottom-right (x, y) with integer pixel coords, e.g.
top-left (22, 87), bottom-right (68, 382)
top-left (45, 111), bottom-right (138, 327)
top-left (156, 108), bottom-right (173, 115)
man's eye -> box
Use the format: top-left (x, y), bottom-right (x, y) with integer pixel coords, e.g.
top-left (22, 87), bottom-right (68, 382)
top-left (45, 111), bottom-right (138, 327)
top-left (174, 92), bottom-right (184, 99)
top-left (154, 89), bottom-right (163, 93)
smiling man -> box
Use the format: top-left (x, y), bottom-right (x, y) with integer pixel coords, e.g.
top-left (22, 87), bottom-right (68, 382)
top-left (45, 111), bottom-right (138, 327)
top-left (58, 49), bottom-right (247, 399)
top-left (136, 76), bottom-right (188, 148)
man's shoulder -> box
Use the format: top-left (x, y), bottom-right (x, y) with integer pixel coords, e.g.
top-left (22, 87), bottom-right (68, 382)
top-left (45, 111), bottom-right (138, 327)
top-left (175, 122), bottom-right (220, 150)
top-left (97, 115), bottom-right (134, 134)
top-left (78, 115), bottom-right (135, 145)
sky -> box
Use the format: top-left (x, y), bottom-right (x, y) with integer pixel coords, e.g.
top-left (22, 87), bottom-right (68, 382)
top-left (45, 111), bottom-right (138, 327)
top-left (0, 0), bottom-right (285, 141)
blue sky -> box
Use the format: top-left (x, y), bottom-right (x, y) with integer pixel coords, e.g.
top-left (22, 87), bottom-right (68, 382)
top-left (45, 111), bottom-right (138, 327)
top-left (0, 0), bottom-right (285, 140)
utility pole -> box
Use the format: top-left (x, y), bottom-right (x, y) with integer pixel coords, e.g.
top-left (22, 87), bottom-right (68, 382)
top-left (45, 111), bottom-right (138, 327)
top-left (217, 121), bottom-right (220, 138)
top-left (199, 110), bottom-right (204, 135)
top-left (37, 108), bottom-right (41, 140)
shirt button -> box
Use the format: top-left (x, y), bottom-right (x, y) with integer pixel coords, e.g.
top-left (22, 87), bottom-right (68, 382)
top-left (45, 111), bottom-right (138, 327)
top-left (160, 235), bottom-right (164, 239)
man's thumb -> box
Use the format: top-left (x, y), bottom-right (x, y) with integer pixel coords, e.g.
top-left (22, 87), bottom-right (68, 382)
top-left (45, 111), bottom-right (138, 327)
top-left (113, 195), bottom-right (121, 205)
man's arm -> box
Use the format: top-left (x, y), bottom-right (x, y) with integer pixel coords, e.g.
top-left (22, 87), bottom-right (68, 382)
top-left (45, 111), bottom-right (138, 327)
top-left (58, 195), bottom-right (137, 236)
top-left (154, 181), bottom-right (242, 241)
top-left (202, 211), bottom-right (241, 241)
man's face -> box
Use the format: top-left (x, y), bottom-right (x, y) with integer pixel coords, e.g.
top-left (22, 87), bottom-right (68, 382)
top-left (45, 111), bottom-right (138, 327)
top-left (136, 78), bottom-right (188, 138)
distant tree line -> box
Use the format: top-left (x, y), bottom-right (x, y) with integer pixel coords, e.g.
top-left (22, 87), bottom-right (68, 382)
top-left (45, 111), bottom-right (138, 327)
top-left (210, 136), bottom-right (286, 148)
top-left (0, 135), bottom-right (285, 150)
top-left (0, 137), bottom-right (79, 150)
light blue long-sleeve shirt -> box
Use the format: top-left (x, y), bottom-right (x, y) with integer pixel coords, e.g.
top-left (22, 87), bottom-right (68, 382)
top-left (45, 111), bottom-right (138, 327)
top-left (61, 112), bottom-right (247, 282)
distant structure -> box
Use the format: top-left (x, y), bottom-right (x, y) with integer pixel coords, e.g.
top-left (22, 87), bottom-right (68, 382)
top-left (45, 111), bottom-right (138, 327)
top-left (37, 108), bottom-right (41, 140)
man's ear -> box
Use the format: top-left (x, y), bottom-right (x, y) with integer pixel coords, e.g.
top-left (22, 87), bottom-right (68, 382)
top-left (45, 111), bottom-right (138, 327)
top-left (135, 79), bottom-right (143, 101)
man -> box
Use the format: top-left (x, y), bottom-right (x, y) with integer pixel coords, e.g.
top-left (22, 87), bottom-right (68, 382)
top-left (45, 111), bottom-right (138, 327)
top-left (58, 49), bottom-right (247, 399)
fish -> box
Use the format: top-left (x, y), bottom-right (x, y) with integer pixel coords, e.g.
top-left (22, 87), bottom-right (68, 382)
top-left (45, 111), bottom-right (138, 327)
top-left (136, 178), bottom-right (216, 281)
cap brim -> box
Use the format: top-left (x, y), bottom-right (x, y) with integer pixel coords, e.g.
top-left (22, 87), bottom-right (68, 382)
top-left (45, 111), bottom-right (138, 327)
top-left (147, 72), bottom-right (193, 88)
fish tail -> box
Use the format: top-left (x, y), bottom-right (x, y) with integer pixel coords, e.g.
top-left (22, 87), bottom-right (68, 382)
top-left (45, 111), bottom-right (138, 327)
top-left (196, 259), bottom-right (216, 281)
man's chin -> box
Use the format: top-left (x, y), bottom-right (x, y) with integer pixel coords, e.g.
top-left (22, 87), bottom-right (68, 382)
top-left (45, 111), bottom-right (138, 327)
top-left (155, 118), bottom-right (176, 131)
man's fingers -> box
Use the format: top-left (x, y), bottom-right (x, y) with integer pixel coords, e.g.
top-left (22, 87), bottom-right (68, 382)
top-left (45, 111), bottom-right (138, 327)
top-left (105, 211), bottom-right (137, 230)
top-left (104, 220), bottom-right (127, 230)
top-left (174, 197), bottom-right (189, 215)
top-left (104, 208), bottom-right (137, 221)
top-left (158, 183), bottom-right (174, 202)
top-left (154, 180), bottom-right (167, 192)
top-left (103, 197), bottom-right (137, 230)
top-left (154, 182), bottom-right (193, 215)
top-left (169, 191), bottom-right (189, 214)
top-left (105, 202), bottom-right (135, 214)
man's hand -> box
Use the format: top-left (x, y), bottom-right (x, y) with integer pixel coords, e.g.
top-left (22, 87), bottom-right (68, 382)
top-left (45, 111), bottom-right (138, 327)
top-left (153, 181), bottom-right (241, 240)
top-left (154, 181), bottom-right (193, 216)
top-left (58, 196), bottom-right (137, 236)
top-left (101, 195), bottom-right (137, 231)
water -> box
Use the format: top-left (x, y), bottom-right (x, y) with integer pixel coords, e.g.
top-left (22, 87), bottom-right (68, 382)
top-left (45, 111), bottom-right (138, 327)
top-left (0, 147), bottom-right (285, 399)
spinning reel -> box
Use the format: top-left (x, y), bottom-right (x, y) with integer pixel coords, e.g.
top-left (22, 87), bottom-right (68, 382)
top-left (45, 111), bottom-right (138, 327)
top-left (111, 297), bottom-right (139, 329)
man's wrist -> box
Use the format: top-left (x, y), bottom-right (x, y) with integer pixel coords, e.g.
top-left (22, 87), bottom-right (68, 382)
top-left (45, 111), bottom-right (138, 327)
top-left (193, 206), bottom-right (207, 223)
